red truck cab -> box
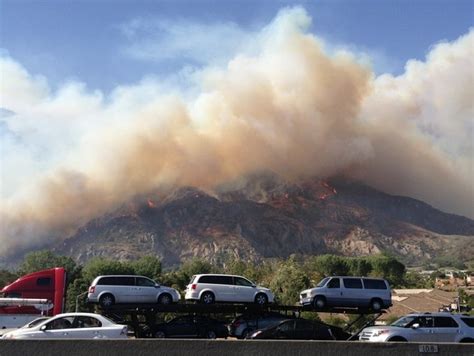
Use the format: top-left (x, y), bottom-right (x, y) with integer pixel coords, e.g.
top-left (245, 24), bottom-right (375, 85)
top-left (1, 267), bottom-right (66, 316)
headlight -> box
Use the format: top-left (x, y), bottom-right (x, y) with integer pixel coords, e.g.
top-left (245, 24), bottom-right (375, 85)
top-left (372, 329), bottom-right (390, 337)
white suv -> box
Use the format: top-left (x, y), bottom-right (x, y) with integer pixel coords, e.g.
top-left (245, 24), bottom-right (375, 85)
top-left (87, 275), bottom-right (181, 308)
top-left (359, 312), bottom-right (474, 343)
top-left (185, 274), bottom-right (274, 305)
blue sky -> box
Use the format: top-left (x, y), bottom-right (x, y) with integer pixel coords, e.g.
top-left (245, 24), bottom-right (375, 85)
top-left (1, 0), bottom-right (472, 93)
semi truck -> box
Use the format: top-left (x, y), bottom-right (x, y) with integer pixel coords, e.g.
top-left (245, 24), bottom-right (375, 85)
top-left (0, 267), bottom-right (66, 330)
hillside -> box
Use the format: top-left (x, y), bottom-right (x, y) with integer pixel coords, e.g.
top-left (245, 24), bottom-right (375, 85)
top-left (53, 174), bottom-right (474, 267)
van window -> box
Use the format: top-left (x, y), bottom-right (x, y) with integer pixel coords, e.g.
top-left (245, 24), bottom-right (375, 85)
top-left (234, 277), bottom-right (254, 287)
top-left (343, 278), bottom-right (363, 289)
top-left (434, 317), bottom-right (458, 328)
top-left (136, 277), bottom-right (156, 287)
top-left (363, 279), bottom-right (387, 290)
top-left (98, 276), bottom-right (135, 286)
top-left (327, 278), bottom-right (340, 289)
top-left (461, 318), bottom-right (474, 327)
top-left (198, 275), bottom-right (233, 285)
top-left (37, 277), bottom-right (51, 286)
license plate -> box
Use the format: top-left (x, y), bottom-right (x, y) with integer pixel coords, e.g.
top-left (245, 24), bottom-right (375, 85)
top-left (418, 345), bottom-right (438, 353)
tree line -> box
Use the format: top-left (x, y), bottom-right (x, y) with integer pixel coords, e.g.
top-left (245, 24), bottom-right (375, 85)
top-left (0, 250), bottom-right (430, 311)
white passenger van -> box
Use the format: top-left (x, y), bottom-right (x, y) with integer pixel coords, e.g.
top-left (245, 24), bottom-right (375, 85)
top-left (87, 275), bottom-right (181, 308)
top-left (185, 274), bottom-right (274, 305)
top-left (299, 276), bottom-right (392, 311)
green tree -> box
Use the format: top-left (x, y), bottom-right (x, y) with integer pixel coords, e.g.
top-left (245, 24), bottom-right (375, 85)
top-left (81, 257), bottom-right (134, 283)
top-left (171, 258), bottom-right (215, 290)
top-left (18, 250), bottom-right (79, 278)
top-left (268, 257), bottom-right (310, 305)
top-left (368, 255), bottom-right (405, 287)
top-left (0, 269), bottom-right (18, 289)
top-left (305, 255), bottom-right (350, 281)
top-left (347, 258), bottom-right (372, 277)
top-left (131, 255), bottom-right (162, 280)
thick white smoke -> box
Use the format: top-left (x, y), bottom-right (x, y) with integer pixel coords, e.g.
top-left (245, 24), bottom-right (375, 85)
top-left (0, 7), bottom-right (472, 255)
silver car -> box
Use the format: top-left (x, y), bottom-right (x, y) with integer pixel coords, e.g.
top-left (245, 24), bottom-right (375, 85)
top-left (87, 275), bottom-right (181, 307)
top-left (359, 312), bottom-right (474, 343)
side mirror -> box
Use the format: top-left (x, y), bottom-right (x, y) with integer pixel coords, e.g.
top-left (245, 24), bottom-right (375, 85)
top-left (155, 284), bottom-right (160, 288)
top-left (40, 325), bottom-right (47, 332)
top-left (251, 284), bottom-right (256, 288)
top-left (411, 323), bottom-right (420, 329)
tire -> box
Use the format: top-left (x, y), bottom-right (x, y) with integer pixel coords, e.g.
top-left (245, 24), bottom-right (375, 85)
top-left (200, 291), bottom-right (215, 304)
top-left (99, 294), bottom-right (115, 308)
top-left (370, 298), bottom-right (383, 312)
top-left (158, 293), bottom-right (173, 305)
top-left (388, 336), bottom-right (407, 342)
top-left (254, 293), bottom-right (268, 305)
top-left (313, 296), bottom-right (326, 310)
top-left (459, 338), bottom-right (474, 343)
top-left (154, 330), bottom-right (166, 338)
top-left (206, 330), bottom-right (217, 339)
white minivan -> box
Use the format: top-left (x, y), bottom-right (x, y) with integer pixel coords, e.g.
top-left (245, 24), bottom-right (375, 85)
top-left (87, 275), bottom-right (181, 308)
top-left (299, 276), bottom-right (392, 311)
top-left (185, 274), bottom-right (274, 305)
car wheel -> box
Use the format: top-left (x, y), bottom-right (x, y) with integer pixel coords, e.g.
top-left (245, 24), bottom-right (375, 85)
top-left (459, 338), bottom-right (474, 343)
top-left (370, 298), bottom-right (383, 312)
top-left (99, 294), bottom-right (115, 308)
top-left (206, 330), bottom-right (217, 339)
top-left (200, 291), bottom-right (215, 304)
top-left (158, 293), bottom-right (172, 305)
top-left (254, 293), bottom-right (268, 305)
top-left (313, 296), bottom-right (326, 309)
top-left (388, 336), bottom-right (407, 342)
top-left (154, 330), bottom-right (166, 338)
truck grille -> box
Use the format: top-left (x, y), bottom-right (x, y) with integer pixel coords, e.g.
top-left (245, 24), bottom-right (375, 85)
top-left (359, 331), bottom-right (374, 340)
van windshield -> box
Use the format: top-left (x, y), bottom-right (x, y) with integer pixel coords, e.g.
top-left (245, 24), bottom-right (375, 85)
top-left (316, 277), bottom-right (330, 288)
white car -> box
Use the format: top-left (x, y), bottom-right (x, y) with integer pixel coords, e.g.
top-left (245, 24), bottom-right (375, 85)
top-left (185, 274), bottom-right (274, 305)
top-left (359, 312), bottom-right (474, 343)
top-left (1, 312), bottom-right (128, 339)
top-left (87, 275), bottom-right (181, 308)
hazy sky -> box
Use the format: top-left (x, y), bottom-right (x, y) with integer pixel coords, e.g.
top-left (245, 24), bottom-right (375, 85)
top-left (1, 0), bottom-right (472, 92)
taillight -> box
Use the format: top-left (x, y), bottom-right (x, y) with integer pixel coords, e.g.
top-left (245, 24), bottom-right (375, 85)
top-left (88, 286), bottom-right (95, 293)
top-left (191, 284), bottom-right (197, 290)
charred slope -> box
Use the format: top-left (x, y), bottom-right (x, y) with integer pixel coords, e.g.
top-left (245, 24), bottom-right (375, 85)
top-left (56, 176), bottom-right (473, 266)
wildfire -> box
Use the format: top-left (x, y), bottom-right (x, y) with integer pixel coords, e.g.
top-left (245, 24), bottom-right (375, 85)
top-left (147, 198), bottom-right (157, 208)
top-left (319, 180), bottom-right (337, 200)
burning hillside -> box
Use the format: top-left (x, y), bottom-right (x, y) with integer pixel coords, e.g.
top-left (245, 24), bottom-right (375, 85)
top-left (50, 175), bottom-right (474, 267)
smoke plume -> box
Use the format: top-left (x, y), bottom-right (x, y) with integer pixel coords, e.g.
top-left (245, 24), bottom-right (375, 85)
top-left (0, 8), bottom-right (473, 255)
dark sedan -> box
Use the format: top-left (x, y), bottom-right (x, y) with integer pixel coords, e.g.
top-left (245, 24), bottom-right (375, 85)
top-left (152, 315), bottom-right (228, 339)
top-left (250, 318), bottom-right (350, 340)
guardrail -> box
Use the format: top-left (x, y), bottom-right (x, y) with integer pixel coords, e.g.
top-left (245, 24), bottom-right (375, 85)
top-left (0, 339), bottom-right (472, 356)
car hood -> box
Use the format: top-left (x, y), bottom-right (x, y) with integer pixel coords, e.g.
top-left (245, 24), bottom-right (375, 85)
top-left (256, 286), bottom-right (272, 293)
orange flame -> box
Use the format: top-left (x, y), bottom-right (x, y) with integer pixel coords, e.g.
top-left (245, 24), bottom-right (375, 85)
top-left (147, 198), bottom-right (156, 208)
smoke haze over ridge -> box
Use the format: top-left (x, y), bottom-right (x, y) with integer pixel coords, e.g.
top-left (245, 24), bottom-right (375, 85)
top-left (0, 7), bottom-right (473, 255)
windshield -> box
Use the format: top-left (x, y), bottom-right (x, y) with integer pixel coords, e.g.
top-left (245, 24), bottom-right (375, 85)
top-left (316, 277), bottom-right (330, 288)
top-left (391, 316), bottom-right (416, 328)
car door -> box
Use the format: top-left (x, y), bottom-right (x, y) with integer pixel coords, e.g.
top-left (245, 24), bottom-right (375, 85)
top-left (233, 277), bottom-right (256, 302)
top-left (113, 277), bottom-right (136, 303)
top-left (74, 315), bottom-right (106, 339)
top-left (433, 316), bottom-right (460, 342)
top-left (409, 316), bottom-right (436, 342)
top-left (325, 277), bottom-right (342, 306)
top-left (166, 317), bottom-right (198, 337)
top-left (135, 277), bottom-right (158, 303)
top-left (212, 276), bottom-right (234, 302)
top-left (41, 316), bottom-right (76, 338)
top-left (275, 320), bottom-right (295, 339)
top-left (294, 319), bottom-right (314, 340)
top-left (341, 278), bottom-right (364, 307)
